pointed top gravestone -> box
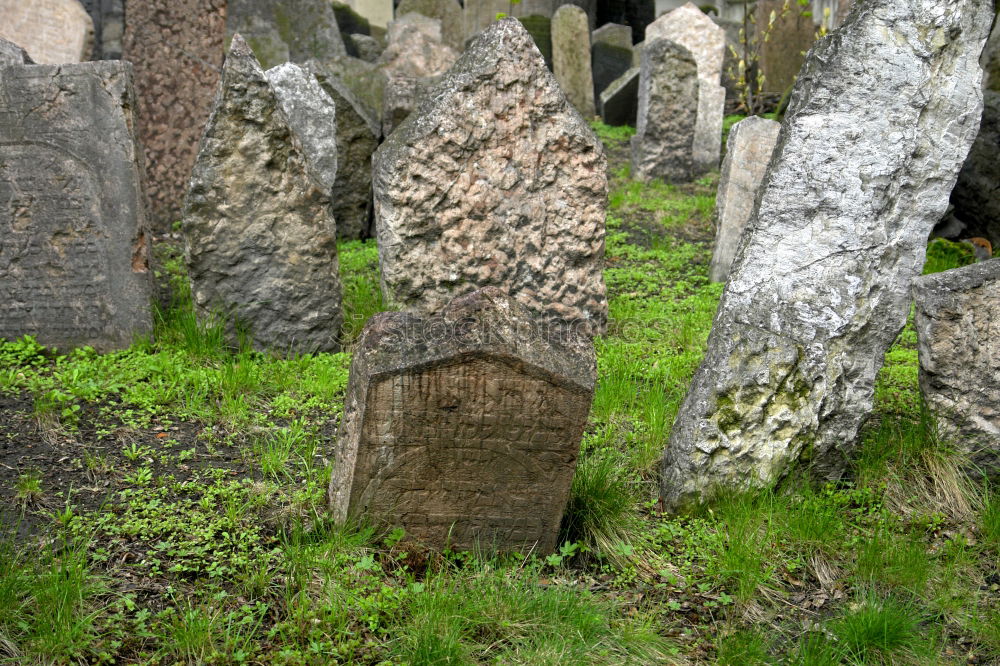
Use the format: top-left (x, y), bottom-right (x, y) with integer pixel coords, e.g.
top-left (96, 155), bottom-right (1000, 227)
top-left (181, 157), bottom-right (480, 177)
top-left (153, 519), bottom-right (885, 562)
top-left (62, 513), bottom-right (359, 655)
top-left (661, 0), bottom-right (994, 511)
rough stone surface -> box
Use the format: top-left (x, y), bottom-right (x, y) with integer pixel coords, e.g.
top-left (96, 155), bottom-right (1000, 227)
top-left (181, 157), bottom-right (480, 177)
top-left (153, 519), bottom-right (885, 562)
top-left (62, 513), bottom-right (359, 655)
top-left (227, 0), bottom-right (347, 70)
top-left (517, 15), bottom-right (552, 69)
top-left (984, 18), bottom-right (999, 93)
top-left (630, 39), bottom-right (699, 183)
top-left (79, 0), bottom-right (123, 59)
top-left (551, 5), bottom-right (596, 117)
top-left (645, 2), bottom-right (725, 171)
top-left (183, 37), bottom-right (343, 353)
top-left (381, 75), bottom-right (436, 136)
top-left (123, 0), bottom-right (226, 229)
top-left (599, 66), bottom-right (638, 126)
top-left (329, 288), bottom-right (596, 552)
top-left (0, 0), bottom-right (93, 64)
top-left (319, 55), bottom-right (387, 120)
top-left (310, 65), bottom-right (380, 240)
top-left (709, 116), bottom-right (781, 283)
top-left (661, 0), bottom-right (993, 510)
top-left (396, 0), bottom-right (464, 51)
top-left (0, 61), bottom-right (152, 351)
top-left (374, 19), bottom-right (608, 336)
top-left (348, 33), bottom-right (383, 62)
top-left (592, 23), bottom-right (633, 100)
top-left (951, 92), bottom-right (1000, 247)
top-left (379, 13), bottom-right (458, 79)
top-left (914, 260), bottom-right (1000, 479)
top-left (0, 38), bottom-right (33, 65)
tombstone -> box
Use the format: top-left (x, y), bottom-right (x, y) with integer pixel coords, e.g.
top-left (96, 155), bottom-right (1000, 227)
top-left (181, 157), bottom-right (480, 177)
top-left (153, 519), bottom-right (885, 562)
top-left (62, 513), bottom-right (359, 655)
top-left (0, 38), bottom-right (33, 65)
top-left (310, 65), bottom-right (381, 240)
top-left (756, 0), bottom-right (816, 94)
top-left (329, 288), bottom-right (596, 553)
top-left (78, 0), bottom-right (123, 59)
top-left (983, 18), bottom-right (1000, 94)
top-left (597, 0), bottom-right (654, 43)
top-left (379, 13), bottom-right (459, 79)
top-left (331, 1), bottom-right (373, 39)
top-left (0, 61), bottom-right (152, 351)
top-left (645, 2), bottom-right (726, 172)
top-left (552, 5), bottom-right (596, 117)
top-left (374, 19), bottom-right (609, 336)
top-left (226, 0), bottom-right (347, 70)
top-left (599, 66), bottom-right (638, 126)
top-left (381, 75), bottom-right (436, 136)
top-left (950, 92), bottom-right (1000, 247)
top-left (122, 0), bottom-right (226, 229)
top-left (0, 0), bottom-right (93, 65)
top-left (661, 0), bottom-right (993, 511)
top-left (629, 39), bottom-right (699, 183)
top-left (708, 117), bottom-right (781, 283)
top-left (913, 260), bottom-right (1000, 480)
top-left (396, 0), bottom-right (464, 51)
top-left (591, 23), bottom-right (633, 100)
top-left (518, 15), bottom-right (553, 70)
top-left (347, 33), bottom-right (383, 62)
top-left (342, 0), bottom-right (394, 29)
top-left (321, 55), bottom-right (388, 121)
top-left (183, 37), bottom-right (343, 353)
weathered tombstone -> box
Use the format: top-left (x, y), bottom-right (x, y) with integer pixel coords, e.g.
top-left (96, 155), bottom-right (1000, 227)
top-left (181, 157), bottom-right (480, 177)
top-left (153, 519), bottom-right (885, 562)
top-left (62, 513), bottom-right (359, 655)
top-left (629, 39), bottom-right (699, 182)
top-left (591, 22), bottom-right (633, 100)
top-left (310, 65), bottom-right (381, 240)
top-left (331, 1), bottom-right (372, 38)
top-left (661, 0), bottom-right (993, 511)
top-left (645, 2), bottom-right (726, 172)
top-left (123, 0), bottom-right (226, 229)
top-left (329, 288), bottom-right (596, 552)
top-left (599, 66), bottom-right (638, 126)
top-left (320, 55), bottom-right (388, 120)
top-left (708, 117), bottom-right (781, 283)
top-left (0, 38), bottom-right (33, 65)
top-left (756, 0), bottom-right (817, 94)
top-left (396, 0), bottom-right (464, 51)
top-left (0, 0), bottom-right (93, 64)
top-left (374, 19), bottom-right (609, 336)
top-left (950, 92), bottom-right (1000, 247)
top-left (381, 75), bottom-right (436, 136)
top-left (379, 12), bottom-right (459, 79)
top-left (551, 4), bottom-right (596, 117)
top-left (226, 0), bottom-right (347, 70)
top-left (183, 36), bottom-right (343, 353)
top-left (348, 33), bottom-right (383, 62)
top-left (518, 15), bottom-right (553, 69)
top-left (914, 260), bottom-right (1000, 479)
top-left (0, 61), bottom-right (152, 351)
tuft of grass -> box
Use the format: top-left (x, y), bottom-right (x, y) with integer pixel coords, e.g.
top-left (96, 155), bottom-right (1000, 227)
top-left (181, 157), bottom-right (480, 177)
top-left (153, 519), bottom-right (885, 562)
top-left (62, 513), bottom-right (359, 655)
top-left (339, 239), bottom-right (386, 346)
top-left (828, 593), bottom-right (932, 664)
top-left (13, 471), bottom-right (43, 507)
top-left (716, 628), bottom-right (769, 665)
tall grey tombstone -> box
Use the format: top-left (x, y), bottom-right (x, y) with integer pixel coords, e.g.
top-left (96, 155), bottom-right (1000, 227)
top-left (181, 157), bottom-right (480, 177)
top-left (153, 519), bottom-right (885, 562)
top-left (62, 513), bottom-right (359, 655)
top-left (591, 22), bottom-right (633, 100)
top-left (914, 261), bottom-right (1000, 480)
top-left (329, 288), bottom-right (596, 553)
top-left (0, 61), bottom-right (152, 352)
top-left (227, 0), bottom-right (346, 69)
top-left (709, 117), bottom-right (781, 283)
top-left (551, 5), bottom-right (596, 117)
top-left (599, 66), bottom-right (639, 126)
top-left (183, 36), bottom-right (343, 353)
top-left (373, 18), bottom-right (609, 336)
top-left (661, 0), bottom-right (993, 511)
top-left (646, 2), bottom-right (726, 172)
top-left (630, 39), bottom-right (699, 182)
top-left (395, 0), bottom-right (464, 51)
top-left (309, 64), bottom-right (381, 240)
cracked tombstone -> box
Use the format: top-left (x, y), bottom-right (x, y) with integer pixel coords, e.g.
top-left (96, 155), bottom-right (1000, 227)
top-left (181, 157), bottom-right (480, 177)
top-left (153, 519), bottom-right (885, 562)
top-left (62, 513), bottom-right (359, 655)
top-left (329, 288), bottom-right (596, 553)
top-left (551, 4), bottom-right (595, 117)
top-left (913, 261), bottom-right (1000, 481)
top-left (373, 18), bottom-right (609, 337)
top-left (0, 60), bottom-right (152, 351)
top-left (660, 0), bottom-right (993, 511)
top-left (183, 36), bottom-right (343, 353)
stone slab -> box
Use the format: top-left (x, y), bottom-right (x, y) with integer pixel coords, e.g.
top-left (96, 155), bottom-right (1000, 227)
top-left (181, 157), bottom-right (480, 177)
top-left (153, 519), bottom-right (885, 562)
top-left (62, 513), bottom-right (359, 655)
top-left (599, 66), bottom-right (638, 126)
top-left (0, 0), bottom-right (93, 64)
top-left (592, 37), bottom-right (633, 101)
top-left (227, 0), bottom-right (347, 70)
top-left (379, 12), bottom-right (458, 79)
top-left (552, 4), bottom-right (596, 117)
top-left (0, 37), bottom-right (33, 65)
top-left (344, 0), bottom-right (393, 29)
top-left (396, 0), bottom-right (464, 51)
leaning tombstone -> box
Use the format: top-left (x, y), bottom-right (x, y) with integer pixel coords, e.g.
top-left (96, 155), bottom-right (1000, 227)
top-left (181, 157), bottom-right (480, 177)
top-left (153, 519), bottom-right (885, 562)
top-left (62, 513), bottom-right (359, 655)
top-left (0, 37), bottom-right (33, 65)
top-left (599, 66), bottom-right (638, 126)
top-left (396, 0), bottom-right (464, 51)
top-left (374, 18), bottom-right (609, 336)
top-left (0, 60), bottom-right (152, 351)
top-left (630, 39), bottom-right (699, 182)
top-left (913, 260), bottom-right (1000, 480)
top-left (226, 0), bottom-right (346, 69)
top-left (708, 116), bottom-right (781, 283)
top-left (661, 0), bottom-right (993, 511)
top-left (591, 22), bottom-right (632, 100)
top-left (329, 288), bottom-right (596, 553)
top-left (0, 0), bottom-right (93, 64)
top-left (183, 36), bottom-right (343, 353)
top-left (551, 4), bottom-right (596, 117)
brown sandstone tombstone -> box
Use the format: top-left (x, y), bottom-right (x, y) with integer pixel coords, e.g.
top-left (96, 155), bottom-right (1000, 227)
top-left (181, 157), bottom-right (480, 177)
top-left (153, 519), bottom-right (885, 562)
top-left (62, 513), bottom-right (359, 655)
top-left (0, 61), bottom-right (153, 351)
top-left (552, 4), bottom-right (596, 117)
top-left (395, 0), bottom-right (464, 51)
top-left (379, 12), bottom-right (458, 79)
top-left (0, 0), bottom-right (93, 64)
top-left (329, 288), bottom-right (596, 552)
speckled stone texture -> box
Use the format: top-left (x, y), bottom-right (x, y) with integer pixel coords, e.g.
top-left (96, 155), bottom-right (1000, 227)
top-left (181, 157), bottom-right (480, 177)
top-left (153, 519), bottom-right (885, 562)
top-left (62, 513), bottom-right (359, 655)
top-left (0, 61), bottom-right (152, 352)
top-left (373, 19), bottom-right (608, 336)
top-left (661, 0), bottom-right (992, 511)
top-left (183, 37), bottom-right (342, 354)
top-left (709, 116), bottom-right (781, 283)
top-left (379, 12), bottom-right (458, 79)
top-left (914, 260), bottom-right (1000, 480)
top-left (329, 288), bottom-right (596, 553)
top-left (0, 0), bottom-right (93, 64)
top-left (551, 5), bottom-right (595, 117)
top-left (396, 0), bottom-right (464, 51)
top-left (227, 0), bottom-right (346, 69)
top-left (629, 39), bottom-right (699, 183)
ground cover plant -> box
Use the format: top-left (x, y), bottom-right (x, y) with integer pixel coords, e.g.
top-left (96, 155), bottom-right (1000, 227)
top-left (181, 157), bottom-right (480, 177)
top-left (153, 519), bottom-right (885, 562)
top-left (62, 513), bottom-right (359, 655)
top-left (0, 121), bottom-right (998, 664)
